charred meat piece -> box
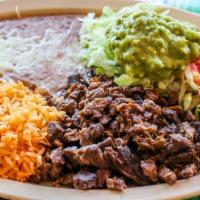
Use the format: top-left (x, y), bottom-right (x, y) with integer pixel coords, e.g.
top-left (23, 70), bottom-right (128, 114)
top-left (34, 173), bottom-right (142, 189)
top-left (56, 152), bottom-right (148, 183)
top-left (73, 170), bottom-right (97, 190)
top-left (53, 173), bottom-right (74, 187)
top-left (97, 169), bottom-right (111, 187)
top-left (34, 73), bottom-right (200, 191)
top-left (66, 73), bottom-right (81, 87)
top-left (157, 124), bottom-right (176, 135)
top-left (49, 147), bottom-right (65, 165)
top-left (82, 68), bottom-right (94, 85)
top-left (106, 177), bottom-right (127, 191)
top-left (104, 146), bottom-right (148, 185)
top-left (191, 121), bottom-right (200, 142)
top-left (86, 87), bottom-right (108, 99)
top-left (81, 97), bottom-right (112, 116)
top-left (140, 159), bottom-right (157, 182)
top-left (162, 108), bottom-right (180, 123)
top-left (58, 98), bottom-right (78, 114)
top-left (185, 111), bottom-right (196, 121)
top-left (143, 99), bottom-right (161, 115)
top-left (179, 163), bottom-right (197, 179)
top-left (158, 165), bottom-right (177, 184)
top-left (28, 172), bottom-right (42, 183)
top-left (97, 137), bottom-right (116, 149)
top-left (129, 123), bottom-right (157, 135)
top-left (166, 134), bottom-right (191, 153)
top-left (62, 128), bottom-right (79, 143)
top-left (165, 151), bottom-right (195, 166)
top-left (47, 121), bottom-right (64, 142)
top-left (144, 89), bottom-right (159, 101)
top-left (52, 139), bottom-right (63, 148)
top-left (178, 122), bottom-right (195, 142)
top-left (42, 163), bottom-right (62, 181)
top-left (75, 144), bottom-right (108, 168)
top-left (79, 128), bottom-right (92, 146)
top-left (83, 123), bottom-right (104, 143)
top-left (63, 146), bottom-right (78, 168)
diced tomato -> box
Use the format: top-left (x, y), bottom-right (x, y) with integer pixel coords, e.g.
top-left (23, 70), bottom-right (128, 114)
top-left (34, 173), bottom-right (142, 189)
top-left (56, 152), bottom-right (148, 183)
top-left (188, 57), bottom-right (200, 85)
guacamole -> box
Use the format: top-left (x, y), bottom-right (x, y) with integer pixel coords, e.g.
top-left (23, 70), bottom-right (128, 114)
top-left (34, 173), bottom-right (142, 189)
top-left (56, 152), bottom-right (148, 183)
top-left (106, 9), bottom-right (200, 87)
top-left (80, 4), bottom-right (200, 88)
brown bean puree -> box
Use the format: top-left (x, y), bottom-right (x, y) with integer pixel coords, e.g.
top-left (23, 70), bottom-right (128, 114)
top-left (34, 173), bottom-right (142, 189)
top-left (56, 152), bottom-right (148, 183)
top-left (0, 15), bottom-right (84, 94)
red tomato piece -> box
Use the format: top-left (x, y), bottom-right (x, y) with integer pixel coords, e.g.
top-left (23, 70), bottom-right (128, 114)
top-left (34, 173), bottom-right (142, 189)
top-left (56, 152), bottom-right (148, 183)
top-left (188, 57), bottom-right (200, 85)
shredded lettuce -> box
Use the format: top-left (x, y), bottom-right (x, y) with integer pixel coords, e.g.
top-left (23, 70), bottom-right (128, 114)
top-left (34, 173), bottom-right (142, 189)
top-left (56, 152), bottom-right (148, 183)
top-left (79, 7), bottom-right (118, 77)
top-left (195, 105), bottom-right (200, 120)
top-left (114, 74), bottom-right (139, 86)
top-left (183, 92), bottom-right (192, 111)
top-left (178, 73), bottom-right (187, 105)
top-left (87, 48), bottom-right (117, 77)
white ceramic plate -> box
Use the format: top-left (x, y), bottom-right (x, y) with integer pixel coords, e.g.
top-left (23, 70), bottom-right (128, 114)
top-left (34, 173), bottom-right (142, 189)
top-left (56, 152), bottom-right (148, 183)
top-left (0, 0), bottom-right (200, 200)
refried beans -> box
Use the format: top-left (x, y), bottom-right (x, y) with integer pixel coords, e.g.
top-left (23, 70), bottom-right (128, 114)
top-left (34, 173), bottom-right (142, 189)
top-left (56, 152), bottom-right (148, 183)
top-left (0, 15), bottom-right (84, 94)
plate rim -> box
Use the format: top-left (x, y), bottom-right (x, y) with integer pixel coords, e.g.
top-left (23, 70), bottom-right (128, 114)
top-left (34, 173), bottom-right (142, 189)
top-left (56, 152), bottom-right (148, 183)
top-left (0, 0), bottom-right (199, 200)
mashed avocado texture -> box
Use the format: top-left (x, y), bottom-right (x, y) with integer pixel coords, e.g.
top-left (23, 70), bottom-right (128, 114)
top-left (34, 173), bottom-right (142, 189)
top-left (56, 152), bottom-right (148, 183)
top-left (80, 4), bottom-right (200, 88)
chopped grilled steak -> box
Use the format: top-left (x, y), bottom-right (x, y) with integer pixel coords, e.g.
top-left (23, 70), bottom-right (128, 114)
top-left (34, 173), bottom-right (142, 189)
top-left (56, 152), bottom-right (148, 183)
top-left (32, 72), bottom-right (200, 191)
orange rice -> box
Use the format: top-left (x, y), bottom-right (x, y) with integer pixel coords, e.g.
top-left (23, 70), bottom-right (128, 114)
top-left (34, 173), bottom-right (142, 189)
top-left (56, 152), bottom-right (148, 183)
top-left (0, 80), bottom-right (61, 181)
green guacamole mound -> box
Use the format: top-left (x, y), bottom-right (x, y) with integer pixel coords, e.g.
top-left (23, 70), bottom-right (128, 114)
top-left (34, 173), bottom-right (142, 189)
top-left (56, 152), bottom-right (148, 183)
top-left (80, 4), bottom-right (200, 88)
top-left (106, 9), bottom-right (200, 86)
